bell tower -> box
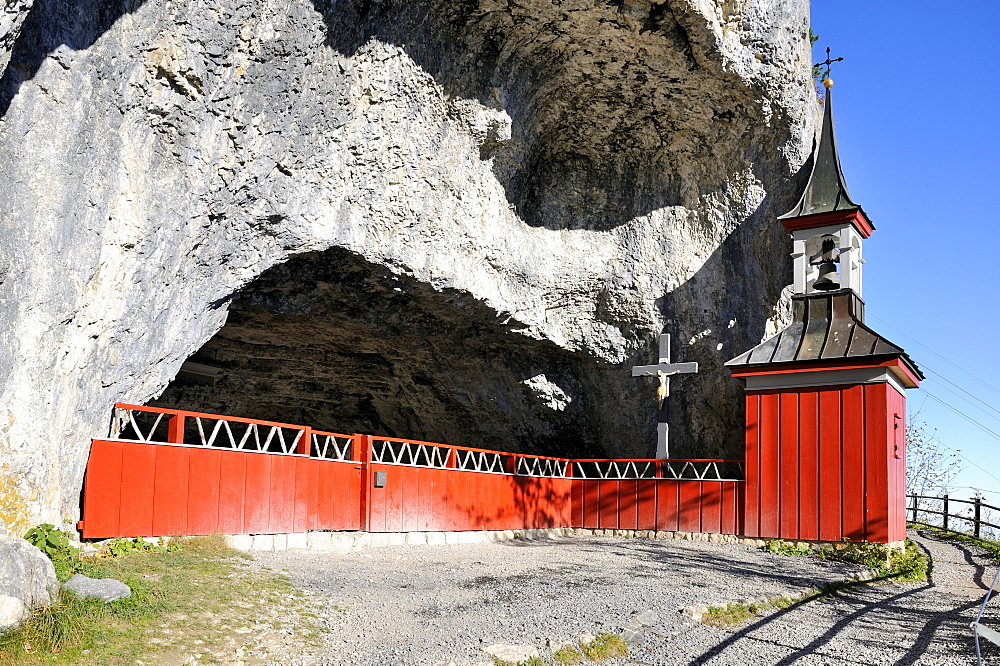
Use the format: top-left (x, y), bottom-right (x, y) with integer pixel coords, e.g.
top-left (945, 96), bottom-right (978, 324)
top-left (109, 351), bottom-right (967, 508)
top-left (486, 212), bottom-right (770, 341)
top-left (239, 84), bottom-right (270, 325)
top-left (779, 77), bottom-right (872, 297)
top-left (726, 72), bottom-right (923, 545)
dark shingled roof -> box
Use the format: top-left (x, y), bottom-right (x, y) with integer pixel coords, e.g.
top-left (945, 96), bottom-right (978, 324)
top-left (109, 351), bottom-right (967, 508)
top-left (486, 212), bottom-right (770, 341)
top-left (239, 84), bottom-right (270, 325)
top-left (778, 86), bottom-right (862, 220)
top-left (725, 290), bottom-right (924, 380)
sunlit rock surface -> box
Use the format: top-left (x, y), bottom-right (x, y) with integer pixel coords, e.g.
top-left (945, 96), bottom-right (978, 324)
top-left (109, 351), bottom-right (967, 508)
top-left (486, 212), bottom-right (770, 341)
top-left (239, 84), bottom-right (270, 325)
top-left (0, 0), bottom-right (814, 533)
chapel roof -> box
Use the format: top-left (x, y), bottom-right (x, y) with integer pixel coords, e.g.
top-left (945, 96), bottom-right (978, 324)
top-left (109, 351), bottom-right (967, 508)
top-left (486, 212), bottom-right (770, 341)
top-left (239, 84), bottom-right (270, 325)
top-left (725, 290), bottom-right (924, 382)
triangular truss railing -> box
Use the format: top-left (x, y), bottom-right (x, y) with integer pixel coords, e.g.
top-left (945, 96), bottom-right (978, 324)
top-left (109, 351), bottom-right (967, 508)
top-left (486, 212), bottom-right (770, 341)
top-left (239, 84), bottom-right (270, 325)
top-left (108, 405), bottom-right (744, 481)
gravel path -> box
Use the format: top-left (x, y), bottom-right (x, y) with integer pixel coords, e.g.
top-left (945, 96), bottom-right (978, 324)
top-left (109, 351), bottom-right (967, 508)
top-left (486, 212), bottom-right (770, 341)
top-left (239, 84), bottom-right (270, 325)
top-left (253, 530), bottom-right (1000, 665)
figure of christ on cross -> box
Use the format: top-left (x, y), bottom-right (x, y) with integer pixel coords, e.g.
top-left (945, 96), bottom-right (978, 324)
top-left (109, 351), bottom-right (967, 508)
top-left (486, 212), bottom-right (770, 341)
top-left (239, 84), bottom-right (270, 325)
top-left (631, 334), bottom-right (698, 459)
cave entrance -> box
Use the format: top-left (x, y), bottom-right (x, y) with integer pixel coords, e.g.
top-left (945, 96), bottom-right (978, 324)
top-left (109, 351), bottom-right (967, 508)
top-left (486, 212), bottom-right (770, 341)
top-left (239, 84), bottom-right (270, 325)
top-left (150, 247), bottom-right (617, 458)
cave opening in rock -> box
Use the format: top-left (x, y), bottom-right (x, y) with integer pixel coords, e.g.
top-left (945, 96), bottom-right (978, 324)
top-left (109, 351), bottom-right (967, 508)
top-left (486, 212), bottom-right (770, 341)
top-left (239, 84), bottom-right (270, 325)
top-left (149, 247), bottom-right (631, 458)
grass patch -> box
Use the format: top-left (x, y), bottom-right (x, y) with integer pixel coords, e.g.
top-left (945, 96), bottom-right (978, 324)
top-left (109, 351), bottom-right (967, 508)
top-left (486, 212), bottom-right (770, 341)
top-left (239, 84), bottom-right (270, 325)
top-left (702, 594), bottom-right (807, 629)
top-left (763, 538), bottom-right (929, 582)
top-left (580, 632), bottom-right (628, 662)
top-left (0, 535), bottom-right (322, 665)
top-left (552, 644), bottom-right (583, 664)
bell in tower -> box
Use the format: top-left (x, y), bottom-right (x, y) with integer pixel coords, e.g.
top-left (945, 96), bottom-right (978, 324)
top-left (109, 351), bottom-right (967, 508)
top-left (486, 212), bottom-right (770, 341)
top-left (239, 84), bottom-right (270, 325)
top-left (810, 236), bottom-right (841, 291)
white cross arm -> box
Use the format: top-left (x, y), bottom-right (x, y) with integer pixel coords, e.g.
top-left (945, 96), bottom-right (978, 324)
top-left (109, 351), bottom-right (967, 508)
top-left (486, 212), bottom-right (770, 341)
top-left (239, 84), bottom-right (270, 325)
top-left (631, 362), bottom-right (698, 377)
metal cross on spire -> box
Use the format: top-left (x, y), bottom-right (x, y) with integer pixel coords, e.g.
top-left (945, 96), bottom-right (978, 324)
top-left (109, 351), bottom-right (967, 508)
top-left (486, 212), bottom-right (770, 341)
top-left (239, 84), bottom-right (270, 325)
top-left (814, 46), bottom-right (844, 80)
top-left (631, 334), bottom-right (698, 459)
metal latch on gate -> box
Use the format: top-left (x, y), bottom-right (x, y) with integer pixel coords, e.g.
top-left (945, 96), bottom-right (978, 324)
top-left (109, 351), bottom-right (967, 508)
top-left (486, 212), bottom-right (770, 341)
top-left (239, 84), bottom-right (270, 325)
top-left (374, 471), bottom-right (387, 488)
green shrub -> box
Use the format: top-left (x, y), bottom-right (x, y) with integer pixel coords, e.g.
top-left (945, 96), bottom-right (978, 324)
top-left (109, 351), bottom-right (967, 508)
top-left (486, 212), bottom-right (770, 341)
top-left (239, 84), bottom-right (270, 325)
top-left (23, 525), bottom-right (79, 580)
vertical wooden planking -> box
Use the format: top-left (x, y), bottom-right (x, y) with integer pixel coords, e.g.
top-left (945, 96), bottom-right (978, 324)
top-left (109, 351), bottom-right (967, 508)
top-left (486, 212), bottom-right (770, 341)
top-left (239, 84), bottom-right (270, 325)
top-left (779, 392), bottom-right (799, 539)
top-left (316, 460), bottom-right (338, 530)
top-left (186, 448), bottom-right (222, 536)
top-left (292, 457), bottom-right (318, 533)
top-left (217, 450), bottom-right (246, 535)
top-left (656, 480), bottom-right (680, 532)
top-left (81, 440), bottom-right (124, 538)
top-left (583, 481), bottom-right (599, 529)
top-left (890, 388), bottom-right (908, 541)
top-left (700, 482), bottom-right (722, 533)
top-left (758, 392), bottom-right (781, 538)
top-left (571, 479), bottom-right (584, 528)
top-left (636, 480), bottom-right (657, 530)
top-left (243, 453), bottom-right (272, 534)
top-left (678, 482), bottom-right (701, 533)
top-left (598, 480), bottom-right (619, 529)
top-left (721, 481), bottom-right (738, 535)
top-left (841, 385), bottom-right (866, 541)
top-left (365, 464), bottom-right (384, 533)
top-left (151, 445), bottom-right (190, 536)
top-left (618, 480), bottom-right (639, 530)
top-left (267, 455), bottom-right (296, 534)
top-left (797, 391), bottom-right (820, 541)
top-left (818, 388), bottom-right (842, 541)
top-left (743, 393), bottom-right (761, 537)
top-left (119, 442), bottom-right (157, 538)
top-left (864, 384), bottom-right (890, 543)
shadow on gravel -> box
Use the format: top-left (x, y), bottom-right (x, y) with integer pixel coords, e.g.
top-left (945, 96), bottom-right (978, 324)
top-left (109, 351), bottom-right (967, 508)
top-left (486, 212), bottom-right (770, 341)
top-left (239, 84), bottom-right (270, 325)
top-left (690, 535), bottom-right (1000, 666)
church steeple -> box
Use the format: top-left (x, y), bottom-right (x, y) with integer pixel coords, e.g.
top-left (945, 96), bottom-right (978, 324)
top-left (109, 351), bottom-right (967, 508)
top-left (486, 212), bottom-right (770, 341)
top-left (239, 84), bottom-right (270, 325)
top-left (776, 76), bottom-right (873, 296)
top-left (779, 83), bottom-right (862, 219)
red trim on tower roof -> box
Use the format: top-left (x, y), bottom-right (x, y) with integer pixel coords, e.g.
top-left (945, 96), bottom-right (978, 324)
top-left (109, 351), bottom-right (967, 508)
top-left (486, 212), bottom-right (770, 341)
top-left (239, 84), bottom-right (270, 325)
top-left (728, 356), bottom-right (921, 388)
top-left (780, 208), bottom-right (874, 239)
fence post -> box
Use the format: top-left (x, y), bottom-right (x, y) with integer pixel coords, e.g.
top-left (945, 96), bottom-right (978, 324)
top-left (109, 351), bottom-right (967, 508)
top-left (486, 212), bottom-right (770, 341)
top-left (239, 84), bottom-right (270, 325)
top-left (353, 434), bottom-right (373, 532)
top-left (974, 495), bottom-right (982, 539)
top-left (167, 414), bottom-right (185, 444)
top-left (910, 494), bottom-right (918, 524)
top-left (942, 494), bottom-right (949, 531)
top-left (296, 427), bottom-right (312, 456)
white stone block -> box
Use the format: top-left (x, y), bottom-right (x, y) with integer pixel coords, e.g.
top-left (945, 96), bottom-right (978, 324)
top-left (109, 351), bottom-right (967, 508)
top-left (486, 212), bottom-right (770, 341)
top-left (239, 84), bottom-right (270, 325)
top-left (386, 532), bottom-right (407, 546)
top-left (426, 532), bottom-right (447, 546)
top-left (287, 533), bottom-right (308, 549)
top-left (225, 534), bottom-right (253, 551)
top-left (405, 532), bottom-right (427, 545)
top-left (251, 534), bottom-right (274, 551)
top-left (307, 532), bottom-right (333, 551)
top-left (272, 534), bottom-right (287, 551)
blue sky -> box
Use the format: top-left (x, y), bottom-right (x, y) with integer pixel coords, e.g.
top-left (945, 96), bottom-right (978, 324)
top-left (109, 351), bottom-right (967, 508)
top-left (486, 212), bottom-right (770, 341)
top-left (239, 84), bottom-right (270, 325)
top-left (808, 1), bottom-right (1000, 509)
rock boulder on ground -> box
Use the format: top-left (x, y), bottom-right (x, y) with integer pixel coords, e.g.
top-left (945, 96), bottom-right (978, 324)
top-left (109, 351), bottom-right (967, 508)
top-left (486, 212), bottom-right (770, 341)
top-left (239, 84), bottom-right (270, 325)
top-left (63, 574), bottom-right (131, 603)
top-left (0, 535), bottom-right (58, 630)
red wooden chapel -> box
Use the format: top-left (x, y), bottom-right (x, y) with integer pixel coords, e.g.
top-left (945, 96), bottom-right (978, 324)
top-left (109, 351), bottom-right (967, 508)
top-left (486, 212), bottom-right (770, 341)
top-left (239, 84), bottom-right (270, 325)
top-left (726, 80), bottom-right (923, 545)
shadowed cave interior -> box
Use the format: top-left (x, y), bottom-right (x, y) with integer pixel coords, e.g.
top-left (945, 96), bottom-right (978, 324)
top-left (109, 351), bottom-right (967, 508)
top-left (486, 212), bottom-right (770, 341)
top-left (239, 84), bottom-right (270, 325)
top-left (150, 247), bottom-right (653, 458)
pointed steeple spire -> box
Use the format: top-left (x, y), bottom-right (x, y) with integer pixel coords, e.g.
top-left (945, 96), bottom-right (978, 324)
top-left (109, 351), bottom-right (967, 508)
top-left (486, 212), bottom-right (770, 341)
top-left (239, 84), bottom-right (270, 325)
top-left (779, 83), bottom-right (861, 219)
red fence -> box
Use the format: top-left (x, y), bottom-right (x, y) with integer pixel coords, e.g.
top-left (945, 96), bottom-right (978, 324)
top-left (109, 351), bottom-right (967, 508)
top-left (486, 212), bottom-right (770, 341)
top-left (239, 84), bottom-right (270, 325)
top-left (80, 404), bottom-right (743, 539)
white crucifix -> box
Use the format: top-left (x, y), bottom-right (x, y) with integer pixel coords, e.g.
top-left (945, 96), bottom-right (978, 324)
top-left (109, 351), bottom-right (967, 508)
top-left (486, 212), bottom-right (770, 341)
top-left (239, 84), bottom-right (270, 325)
top-left (631, 334), bottom-right (698, 459)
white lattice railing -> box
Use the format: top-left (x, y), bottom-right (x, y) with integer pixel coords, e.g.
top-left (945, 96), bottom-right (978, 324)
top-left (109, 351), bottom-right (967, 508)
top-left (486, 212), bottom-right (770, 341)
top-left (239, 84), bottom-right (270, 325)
top-left (453, 448), bottom-right (510, 474)
top-left (572, 459), bottom-right (744, 481)
top-left (516, 456), bottom-right (570, 478)
top-left (108, 405), bottom-right (743, 479)
top-left (112, 404), bottom-right (307, 455)
top-left (370, 438), bottom-right (451, 467)
top-left (311, 431), bottom-right (354, 461)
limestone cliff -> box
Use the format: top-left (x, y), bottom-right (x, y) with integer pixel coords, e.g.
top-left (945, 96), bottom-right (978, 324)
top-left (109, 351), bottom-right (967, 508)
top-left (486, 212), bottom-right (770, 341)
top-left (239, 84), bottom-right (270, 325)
top-left (0, 0), bottom-right (815, 535)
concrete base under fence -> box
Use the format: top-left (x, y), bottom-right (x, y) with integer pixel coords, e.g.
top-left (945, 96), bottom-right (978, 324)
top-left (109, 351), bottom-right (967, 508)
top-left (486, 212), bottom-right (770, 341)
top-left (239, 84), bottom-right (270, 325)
top-left (221, 528), bottom-right (815, 552)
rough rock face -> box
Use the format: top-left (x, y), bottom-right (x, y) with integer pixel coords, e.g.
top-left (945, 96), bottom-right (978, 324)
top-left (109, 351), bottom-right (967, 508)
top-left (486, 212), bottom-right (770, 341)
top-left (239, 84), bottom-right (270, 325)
top-left (0, 0), bottom-right (815, 535)
top-left (0, 536), bottom-right (58, 629)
